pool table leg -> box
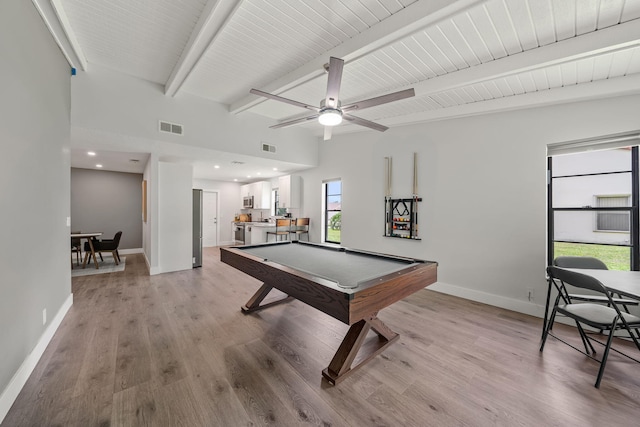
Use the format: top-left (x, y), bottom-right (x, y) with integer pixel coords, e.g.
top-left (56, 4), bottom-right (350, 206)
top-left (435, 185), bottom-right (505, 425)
top-left (241, 283), bottom-right (294, 313)
top-left (322, 314), bottom-right (399, 385)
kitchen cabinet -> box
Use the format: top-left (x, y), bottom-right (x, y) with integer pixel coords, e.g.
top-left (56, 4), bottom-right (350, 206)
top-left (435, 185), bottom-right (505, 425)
top-left (278, 175), bottom-right (301, 208)
top-left (252, 181), bottom-right (272, 209)
top-left (245, 224), bottom-right (275, 244)
top-left (240, 181), bottom-right (272, 209)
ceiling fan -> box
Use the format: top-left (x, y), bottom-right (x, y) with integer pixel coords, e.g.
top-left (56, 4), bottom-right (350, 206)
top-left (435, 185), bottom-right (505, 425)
top-left (250, 57), bottom-right (415, 140)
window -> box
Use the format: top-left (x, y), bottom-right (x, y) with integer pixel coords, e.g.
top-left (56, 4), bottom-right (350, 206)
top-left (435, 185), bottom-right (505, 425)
top-left (547, 146), bottom-right (639, 271)
top-left (271, 189), bottom-right (277, 216)
top-left (271, 189), bottom-right (287, 216)
top-left (325, 180), bottom-right (341, 243)
top-left (596, 195), bottom-right (630, 232)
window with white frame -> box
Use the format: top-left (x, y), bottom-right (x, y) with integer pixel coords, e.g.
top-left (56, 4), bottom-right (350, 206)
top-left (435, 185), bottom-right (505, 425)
top-left (596, 195), bottom-right (630, 232)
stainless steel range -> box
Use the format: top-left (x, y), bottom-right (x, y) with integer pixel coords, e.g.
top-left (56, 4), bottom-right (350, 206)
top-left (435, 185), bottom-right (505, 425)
top-left (233, 223), bottom-right (245, 244)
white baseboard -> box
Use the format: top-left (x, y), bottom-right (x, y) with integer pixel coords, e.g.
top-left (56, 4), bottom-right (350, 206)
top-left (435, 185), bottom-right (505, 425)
top-left (118, 248), bottom-right (143, 255)
top-left (430, 281), bottom-right (545, 318)
top-left (0, 293), bottom-right (73, 424)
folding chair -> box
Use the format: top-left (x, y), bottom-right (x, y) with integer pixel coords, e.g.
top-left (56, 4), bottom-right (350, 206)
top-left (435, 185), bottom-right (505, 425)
top-left (541, 266), bottom-right (640, 388)
top-left (542, 256), bottom-right (639, 337)
top-left (553, 257), bottom-right (638, 312)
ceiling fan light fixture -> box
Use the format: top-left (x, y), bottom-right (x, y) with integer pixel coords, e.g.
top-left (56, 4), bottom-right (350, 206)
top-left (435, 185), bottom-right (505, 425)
top-left (318, 109), bottom-right (343, 126)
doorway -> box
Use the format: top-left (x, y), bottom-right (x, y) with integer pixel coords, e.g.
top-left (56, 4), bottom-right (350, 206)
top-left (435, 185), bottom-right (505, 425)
top-left (203, 191), bottom-right (218, 247)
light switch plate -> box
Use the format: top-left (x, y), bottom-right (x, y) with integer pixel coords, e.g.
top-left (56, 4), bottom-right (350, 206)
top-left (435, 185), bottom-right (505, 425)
top-left (66, 217), bottom-right (71, 227)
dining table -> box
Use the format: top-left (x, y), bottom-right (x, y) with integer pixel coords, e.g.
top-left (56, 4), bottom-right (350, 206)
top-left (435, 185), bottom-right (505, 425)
top-left (70, 232), bottom-right (103, 269)
top-left (543, 267), bottom-right (640, 336)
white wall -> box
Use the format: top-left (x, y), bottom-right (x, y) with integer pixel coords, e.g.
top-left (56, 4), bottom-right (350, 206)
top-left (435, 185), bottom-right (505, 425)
top-left (0, 0), bottom-right (72, 421)
top-left (143, 154), bottom-right (159, 273)
top-left (193, 178), bottom-right (241, 245)
top-left (70, 64), bottom-right (319, 166)
top-left (158, 162), bottom-right (193, 273)
top-left (297, 94), bottom-right (640, 317)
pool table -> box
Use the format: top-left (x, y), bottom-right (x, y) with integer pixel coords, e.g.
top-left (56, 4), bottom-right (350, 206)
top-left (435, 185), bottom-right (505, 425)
top-left (220, 240), bottom-right (438, 384)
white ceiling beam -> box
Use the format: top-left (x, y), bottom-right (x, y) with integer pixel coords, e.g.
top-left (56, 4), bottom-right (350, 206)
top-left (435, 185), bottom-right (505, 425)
top-left (330, 73), bottom-right (640, 137)
top-left (50, 0), bottom-right (87, 71)
top-left (165, 0), bottom-right (244, 97)
top-left (31, 0), bottom-right (86, 70)
top-left (229, 0), bottom-right (488, 114)
top-left (409, 18), bottom-right (640, 98)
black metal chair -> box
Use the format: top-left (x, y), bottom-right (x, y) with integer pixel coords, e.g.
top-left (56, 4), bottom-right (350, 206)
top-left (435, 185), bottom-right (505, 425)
top-left (553, 256), bottom-right (639, 310)
top-left (543, 256), bottom-right (639, 337)
top-left (541, 266), bottom-right (640, 388)
top-left (84, 231), bottom-right (122, 265)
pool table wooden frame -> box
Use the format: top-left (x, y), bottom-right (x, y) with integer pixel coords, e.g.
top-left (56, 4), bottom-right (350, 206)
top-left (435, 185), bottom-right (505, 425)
top-left (220, 241), bottom-right (438, 385)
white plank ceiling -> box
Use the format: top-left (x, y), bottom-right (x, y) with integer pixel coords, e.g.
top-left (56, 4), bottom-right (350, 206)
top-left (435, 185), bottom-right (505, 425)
top-left (48, 0), bottom-right (640, 146)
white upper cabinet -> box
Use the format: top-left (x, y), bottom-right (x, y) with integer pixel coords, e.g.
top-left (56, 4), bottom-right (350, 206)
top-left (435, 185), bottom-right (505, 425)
top-left (278, 175), bottom-right (301, 208)
top-left (251, 180), bottom-right (272, 209)
top-left (240, 181), bottom-right (271, 209)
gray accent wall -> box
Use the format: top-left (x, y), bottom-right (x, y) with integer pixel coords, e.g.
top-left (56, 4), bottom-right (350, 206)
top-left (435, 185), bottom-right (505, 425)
top-left (0, 0), bottom-right (71, 407)
top-left (71, 168), bottom-right (143, 249)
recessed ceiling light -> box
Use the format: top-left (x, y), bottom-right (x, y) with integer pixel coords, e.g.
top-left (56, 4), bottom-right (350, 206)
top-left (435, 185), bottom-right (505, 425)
top-left (96, 164), bottom-right (103, 168)
top-left (273, 167), bottom-right (278, 171)
top-left (233, 179), bottom-right (238, 182)
top-left (247, 175), bottom-right (251, 178)
top-left (214, 165), bottom-right (220, 169)
top-left (87, 151), bottom-right (96, 156)
top-left (257, 172), bottom-right (261, 175)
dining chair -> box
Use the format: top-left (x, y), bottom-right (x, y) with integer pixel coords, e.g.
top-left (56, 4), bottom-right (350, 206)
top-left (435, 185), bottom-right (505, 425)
top-left (289, 218), bottom-right (309, 241)
top-left (541, 266), bottom-right (640, 388)
top-left (84, 231), bottom-right (123, 265)
top-left (71, 231), bottom-right (81, 266)
top-left (267, 219), bottom-right (291, 242)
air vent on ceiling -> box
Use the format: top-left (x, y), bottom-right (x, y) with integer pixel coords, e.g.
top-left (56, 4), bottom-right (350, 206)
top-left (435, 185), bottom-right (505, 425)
top-left (262, 143), bottom-right (276, 153)
top-left (159, 120), bottom-right (183, 135)
top-left (231, 161), bottom-right (245, 165)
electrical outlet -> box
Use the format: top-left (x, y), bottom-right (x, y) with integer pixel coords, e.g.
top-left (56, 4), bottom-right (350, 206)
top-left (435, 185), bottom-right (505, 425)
top-left (527, 288), bottom-right (535, 302)
top-left (42, 308), bottom-right (47, 325)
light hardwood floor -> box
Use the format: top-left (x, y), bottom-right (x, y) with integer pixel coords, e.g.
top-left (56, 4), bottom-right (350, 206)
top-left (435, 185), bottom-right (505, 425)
top-left (3, 247), bottom-right (640, 426)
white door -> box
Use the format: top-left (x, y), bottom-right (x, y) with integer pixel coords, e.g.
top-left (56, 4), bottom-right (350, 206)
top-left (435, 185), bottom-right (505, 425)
top-left (203, 191), bottom-right (218, 247)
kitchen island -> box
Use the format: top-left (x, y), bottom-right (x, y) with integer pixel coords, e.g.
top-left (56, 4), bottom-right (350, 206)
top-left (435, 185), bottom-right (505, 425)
top-left (232, 221), bottom-right (279, 244)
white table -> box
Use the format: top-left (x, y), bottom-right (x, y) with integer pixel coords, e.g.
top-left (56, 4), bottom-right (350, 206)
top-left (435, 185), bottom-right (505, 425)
top-left (565, 268), bottom-right (640, 301)
top-left (543, 267), bottom-right (640, 336)
top-left (71, 232), bottom-right (103, 269)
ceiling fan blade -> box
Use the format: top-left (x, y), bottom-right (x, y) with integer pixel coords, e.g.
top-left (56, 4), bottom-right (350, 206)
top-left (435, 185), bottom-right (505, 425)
top-left (323, 126), bottom-right (333, 141)
top-left (325, 57), bottom-right (344, 109)
top-left (269, 114), bottom-right (320, 129)
top-left (342, 88), bottom-right (415, 113)
top-left (342, 114), bottom-right (388, 132)
top-left (250, 89), bottom-right (319, 112)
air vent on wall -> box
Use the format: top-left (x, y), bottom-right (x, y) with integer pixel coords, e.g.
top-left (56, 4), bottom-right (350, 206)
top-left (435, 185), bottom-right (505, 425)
top-left (159, 120), bottom-right (183, 135)
top-left (262, 143), bottom-right (276, 153)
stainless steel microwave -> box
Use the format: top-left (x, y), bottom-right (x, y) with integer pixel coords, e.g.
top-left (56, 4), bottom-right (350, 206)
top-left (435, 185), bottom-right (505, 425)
top-left (243, 196), bottom-right (253, 208)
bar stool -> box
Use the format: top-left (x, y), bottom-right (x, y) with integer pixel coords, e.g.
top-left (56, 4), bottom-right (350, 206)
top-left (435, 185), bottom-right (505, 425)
top-left (290, 218), bottom-right (309, 241)
top-left (267, 218), bottom-right (292, 241)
